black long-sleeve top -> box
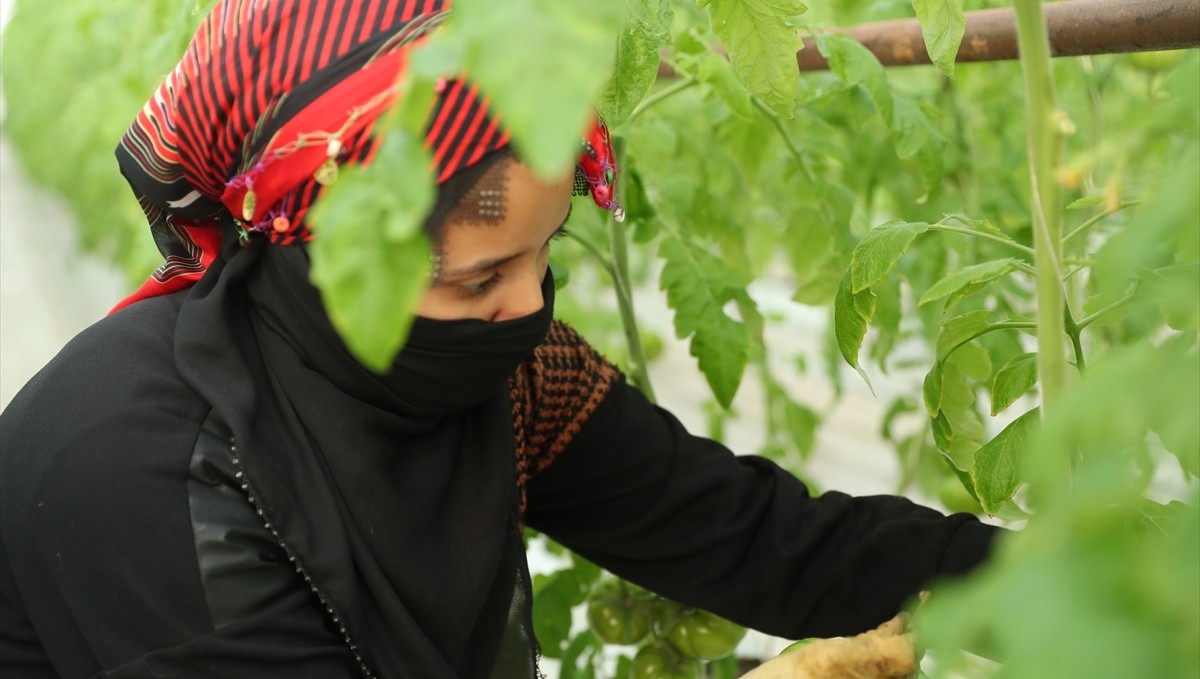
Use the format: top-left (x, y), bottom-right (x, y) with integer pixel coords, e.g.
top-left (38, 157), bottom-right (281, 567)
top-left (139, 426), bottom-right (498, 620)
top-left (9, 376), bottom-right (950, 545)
top-left (1, 300), bottom-right (999, 677)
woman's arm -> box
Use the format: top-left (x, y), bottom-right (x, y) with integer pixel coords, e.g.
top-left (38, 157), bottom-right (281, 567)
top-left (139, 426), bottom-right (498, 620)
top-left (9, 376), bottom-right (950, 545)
top-left (520, 329), bottom-right (999, 640)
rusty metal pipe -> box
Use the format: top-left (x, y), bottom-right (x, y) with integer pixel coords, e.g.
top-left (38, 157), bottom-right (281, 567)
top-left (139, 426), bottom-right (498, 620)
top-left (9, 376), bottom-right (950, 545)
top-left (795, 0), bottom-right (1200, 71)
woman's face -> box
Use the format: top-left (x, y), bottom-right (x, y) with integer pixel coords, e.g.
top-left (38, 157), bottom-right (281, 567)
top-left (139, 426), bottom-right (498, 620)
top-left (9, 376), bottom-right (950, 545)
top-left (415, 159), bottom-right (574, 322)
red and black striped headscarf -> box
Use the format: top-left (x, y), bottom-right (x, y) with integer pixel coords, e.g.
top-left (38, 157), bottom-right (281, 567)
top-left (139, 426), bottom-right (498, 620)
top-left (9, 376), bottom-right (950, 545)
top-left (115, 0), bottom-right (620, 312)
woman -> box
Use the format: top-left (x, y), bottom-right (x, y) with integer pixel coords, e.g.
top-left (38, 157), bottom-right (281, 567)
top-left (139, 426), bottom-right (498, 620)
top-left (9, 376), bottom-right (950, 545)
top-left (0, 1), bottom-right (1000, 677)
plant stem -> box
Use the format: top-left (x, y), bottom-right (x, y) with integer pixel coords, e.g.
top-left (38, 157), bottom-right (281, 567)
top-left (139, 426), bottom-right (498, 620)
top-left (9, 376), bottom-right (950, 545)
top-left (609, 213), bottom-right (658, 403)
top-left (927, 224), bottom-right (1037, 257)
top-left (627, 78), bottom-right (698, 127)
top-left (752, 96), bottom-right (818, 184)
top-left (1065, 310), bottom-right (1087, 373)
top-left (1014, 0), bottom-right (1067, 416)
top-left (1077, 294), bottom-right (1137, 330)
top-left (564, 232), bottom-right (617, 280)
top-left (944, 321), bottom-right (1039, 362)
top-left (1063, 200), bottom-right (1140, 245)
top-left (563, 226), bottom-right (657, 401)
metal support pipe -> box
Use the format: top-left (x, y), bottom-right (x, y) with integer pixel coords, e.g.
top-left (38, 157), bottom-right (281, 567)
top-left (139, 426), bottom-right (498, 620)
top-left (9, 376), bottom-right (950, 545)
top-left (795, 0), bottom-right (1200, 71)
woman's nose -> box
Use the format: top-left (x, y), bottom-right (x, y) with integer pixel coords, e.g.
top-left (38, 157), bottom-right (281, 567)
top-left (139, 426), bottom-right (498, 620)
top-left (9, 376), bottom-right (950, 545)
top-left (492, 268), bottom-right (545, 322)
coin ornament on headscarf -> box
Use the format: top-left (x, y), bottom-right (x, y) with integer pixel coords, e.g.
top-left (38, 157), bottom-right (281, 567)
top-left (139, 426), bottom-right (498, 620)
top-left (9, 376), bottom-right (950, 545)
top-left (313, 138), bottom-right (343, 187)
top-left (575, 116), bottom-right (625, 222)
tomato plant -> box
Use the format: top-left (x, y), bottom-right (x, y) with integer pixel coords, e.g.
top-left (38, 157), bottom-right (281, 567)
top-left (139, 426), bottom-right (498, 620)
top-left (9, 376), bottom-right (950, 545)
top-left (4, 0), bottom-right (1197, 677)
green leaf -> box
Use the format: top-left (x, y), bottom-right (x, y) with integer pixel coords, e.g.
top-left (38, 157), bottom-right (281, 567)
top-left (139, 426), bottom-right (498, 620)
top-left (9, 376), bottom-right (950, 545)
top-left (919, 258), bottom-right (1021, 309)
top-left (784, 398), bottom-right (820, 458)
top-left (991, 352), bottom-right (1038, 416)
top-left (699, 52), bottom-right (755, 120)
top-left (833, 270), bottom-right (878, 379)
top-left (935, 310), bottom-right (992, 363)
top-left (911, 0), bottom-right (964, 78)
top-left (1145, 263), bottom-right (1200, 331)
top-left (705, 0), bottom-right (807, 117)
top-left (952, 341), bottom-right (993, 382)
top-left (891, 96), bottom-right (945, 193)
top-left (559, 631), bottom-right (601, 679)
top-left (532, 564), bottom-right (597, 658)
top-left (937, 355), bottom-right (987, 463)
top-left (445, 0), bottom-right (626, 177)
top-left (849, 219), bottom-right (930, 293)
top-left (622, 158), bottom-right (658, 231)
top-left (973, 407), bottom-right (1039, 515)
top-left (600, 0), bottom-right (673, 126)
top-left (1066, 195), bottom-right (1107, 210)
top-left (308, 131), bottom-right (433, 372)
top-left (924, 361), bottom-right (944, 417)
top-left (868, 275), bottom-right (903, 368)
top-left (817, 34), bottom-right (894, 123)
top-left (659, 236), bottom-right (753, 408)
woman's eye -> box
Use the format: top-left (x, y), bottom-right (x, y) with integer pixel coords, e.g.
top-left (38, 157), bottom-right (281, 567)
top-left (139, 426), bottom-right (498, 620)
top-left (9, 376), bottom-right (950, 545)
top-left (462, 272), bottom-right (503, 297)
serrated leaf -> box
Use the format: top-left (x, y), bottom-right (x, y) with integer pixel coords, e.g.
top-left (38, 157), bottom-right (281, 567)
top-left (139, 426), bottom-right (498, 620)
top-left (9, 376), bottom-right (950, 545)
top-left (699, 52), bottom-right (755, 119)
top-left (850, 219), bottom-right (930, 293)
top-left (991, 352), bottom-right (1038, 415)
top-left (308, 132), bottom-right (432, 372)
top-left (447, 0), bottom-right (626, 177)
top-left (919, 258), bottom-right (1021, 307)
top-left (706, 0), bottom-right (807, 117)
top-left (600, 0), bottom-right (673, 125)
top-left (659, 236), bottom-right (752, 408)
top-left (912, 0), bottom-right (964, 78)
top-left (973, 407), bottom-right (1039, 515)
top-left (935, 310), bottom-right (992, 362)
top-left (817, 34), bottom-right (894, 123)
top-left (833, 270), bottom-right (878, 371)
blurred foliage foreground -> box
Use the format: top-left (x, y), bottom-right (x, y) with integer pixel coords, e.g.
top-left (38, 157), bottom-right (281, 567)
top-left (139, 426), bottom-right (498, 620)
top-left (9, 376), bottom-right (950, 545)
top-left (3, 0), bottom-right (1198, 677)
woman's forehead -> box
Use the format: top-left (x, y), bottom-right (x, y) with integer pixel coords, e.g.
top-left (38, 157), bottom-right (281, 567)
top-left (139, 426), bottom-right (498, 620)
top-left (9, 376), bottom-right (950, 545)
top-left (436, 161), bottom-right (569, 247)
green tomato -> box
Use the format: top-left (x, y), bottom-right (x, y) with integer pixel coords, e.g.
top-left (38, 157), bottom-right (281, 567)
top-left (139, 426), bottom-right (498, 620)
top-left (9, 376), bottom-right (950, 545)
top-left (651, 597), bottom-right (685, 632)
top-left (631, 641), bottom-right (700, 679)
top-left (663, 608), bottom-right (747, 660)
top-left (586, 579), bottom-right (655, 645)
top-left (937, 475), bottom-right (981, 515)
top-left (1128, 50), bottom-right (1186, 73)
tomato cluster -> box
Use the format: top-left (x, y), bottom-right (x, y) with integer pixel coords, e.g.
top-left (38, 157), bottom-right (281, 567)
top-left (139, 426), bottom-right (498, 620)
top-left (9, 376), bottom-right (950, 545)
top-left (585, 577), bottom-right (747, 678)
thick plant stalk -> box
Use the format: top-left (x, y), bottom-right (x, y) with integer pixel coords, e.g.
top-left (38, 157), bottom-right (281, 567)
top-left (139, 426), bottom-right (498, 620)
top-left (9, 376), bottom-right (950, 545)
top-left (1014, 0), bottom-right (1067, 413)
top-left (741, 613), bottom-right (917, 679)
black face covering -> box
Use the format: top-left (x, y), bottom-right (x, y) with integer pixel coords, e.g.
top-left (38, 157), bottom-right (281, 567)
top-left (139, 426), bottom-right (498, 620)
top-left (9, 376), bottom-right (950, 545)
top-left (395, 278), bottom-right (555, 417)
top-left (174, 240), bottom-right (549, 675)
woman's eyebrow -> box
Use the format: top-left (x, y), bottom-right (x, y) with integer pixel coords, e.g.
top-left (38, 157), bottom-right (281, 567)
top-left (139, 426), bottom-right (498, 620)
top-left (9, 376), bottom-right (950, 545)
top-left (439, 205), bottom-right (572, 280)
